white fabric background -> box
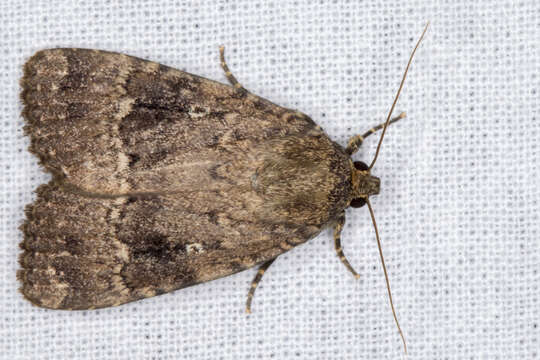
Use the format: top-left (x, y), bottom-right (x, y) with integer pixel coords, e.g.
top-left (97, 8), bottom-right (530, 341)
top-left (1, 0), bottom-right (539, 359)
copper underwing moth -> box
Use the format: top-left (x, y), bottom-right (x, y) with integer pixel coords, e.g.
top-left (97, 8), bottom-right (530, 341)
top-left (18, 23), bottom-right (428, 352)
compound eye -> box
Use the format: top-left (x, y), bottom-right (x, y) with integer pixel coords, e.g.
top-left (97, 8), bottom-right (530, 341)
top-left (350, 197), bottom-right (366, 208)
top-left (354, 161), bottom-right (369, 171)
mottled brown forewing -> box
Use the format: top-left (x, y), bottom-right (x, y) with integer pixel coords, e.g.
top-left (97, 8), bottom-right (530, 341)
top-left (18, 49), bottom-right (353, 309)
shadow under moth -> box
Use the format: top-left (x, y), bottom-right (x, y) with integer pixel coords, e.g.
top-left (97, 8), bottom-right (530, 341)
top-left (18, 23), bottom-right (428, 352)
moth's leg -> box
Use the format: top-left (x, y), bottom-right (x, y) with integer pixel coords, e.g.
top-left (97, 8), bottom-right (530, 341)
top-left (219, 46), bottom-right (248, 95)
top-left (334, 214), bottom-right (360, 278)
top-left (245, 257), bottom-right (277, 313)
top-left (346, 112), bottom-right (406, 155)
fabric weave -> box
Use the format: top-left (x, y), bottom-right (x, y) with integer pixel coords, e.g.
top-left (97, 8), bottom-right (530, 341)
top-left (1, 1), bottom-right (538, 358)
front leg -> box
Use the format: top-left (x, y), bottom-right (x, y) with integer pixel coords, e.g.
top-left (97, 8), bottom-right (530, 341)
top-left (346, 112), bottom-right (406, 155)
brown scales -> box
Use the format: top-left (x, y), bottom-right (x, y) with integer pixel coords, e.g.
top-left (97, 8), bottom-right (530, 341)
top-left (18, 48), bottom-right (355, 310)
top-left (18, 24), bottom-right (428, 352)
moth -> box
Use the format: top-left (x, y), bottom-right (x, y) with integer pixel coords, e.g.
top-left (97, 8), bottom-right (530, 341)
top-left (19, 23), bottom-right (428, 351)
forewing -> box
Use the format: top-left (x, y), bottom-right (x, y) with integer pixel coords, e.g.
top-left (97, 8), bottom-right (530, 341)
top-left (19, 182), bottom-right (319, 309)
top-left (21, 48), bottom-right (316, 195)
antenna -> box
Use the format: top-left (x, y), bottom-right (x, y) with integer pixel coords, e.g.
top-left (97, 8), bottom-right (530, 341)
top-left (366, 198), bottom-right (407, 354)
top-left (368, 22), bottom-right (429, 171)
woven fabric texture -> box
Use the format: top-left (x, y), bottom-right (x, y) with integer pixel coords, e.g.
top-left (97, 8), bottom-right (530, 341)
top-left (1, 1), bottom-right (538, 359)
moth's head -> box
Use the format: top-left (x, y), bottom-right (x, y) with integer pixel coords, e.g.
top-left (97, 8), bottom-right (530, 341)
top-left (349, 160), bottom-right (380, 208)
